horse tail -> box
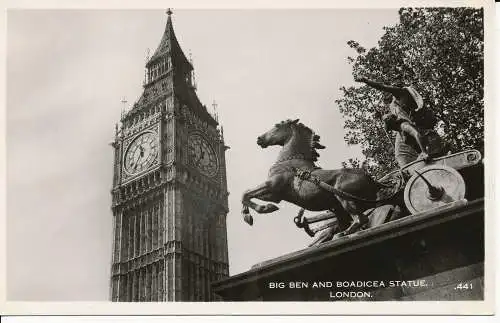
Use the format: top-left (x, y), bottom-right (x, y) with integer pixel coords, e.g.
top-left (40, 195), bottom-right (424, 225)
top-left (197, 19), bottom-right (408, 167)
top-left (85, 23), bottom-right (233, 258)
top-left (375, 178), bottom-right (395, 189)
top-left (372, 170), bottom-right (406, 203)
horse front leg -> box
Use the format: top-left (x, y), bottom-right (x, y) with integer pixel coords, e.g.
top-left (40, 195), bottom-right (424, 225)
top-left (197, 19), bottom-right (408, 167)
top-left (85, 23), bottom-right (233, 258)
top-left (241, 181), bottom-right (280, 226)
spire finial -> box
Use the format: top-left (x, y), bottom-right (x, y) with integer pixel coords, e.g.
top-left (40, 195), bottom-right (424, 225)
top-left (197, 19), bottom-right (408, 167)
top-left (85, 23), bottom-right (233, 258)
top-left (212, 100), bottom-right (219, 123)
top-left (120, 97), bottom-right (128, 118)
top-left (166, 8), bottom-right (173, 16)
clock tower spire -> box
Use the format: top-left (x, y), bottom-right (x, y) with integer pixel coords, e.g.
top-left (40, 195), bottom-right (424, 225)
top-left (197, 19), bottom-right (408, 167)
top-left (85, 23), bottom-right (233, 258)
top-left (110, 11), bottom-right (229, 302)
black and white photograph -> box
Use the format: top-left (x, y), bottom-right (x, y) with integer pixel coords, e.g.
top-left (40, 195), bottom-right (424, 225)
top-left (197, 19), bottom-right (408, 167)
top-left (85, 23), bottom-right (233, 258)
top-left (2, 0), bottom-right (494, 316)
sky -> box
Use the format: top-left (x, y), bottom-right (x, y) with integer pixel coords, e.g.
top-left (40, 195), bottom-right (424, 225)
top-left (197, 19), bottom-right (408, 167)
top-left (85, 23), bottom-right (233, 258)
top-left (6, 9), bottom-right (400, 300)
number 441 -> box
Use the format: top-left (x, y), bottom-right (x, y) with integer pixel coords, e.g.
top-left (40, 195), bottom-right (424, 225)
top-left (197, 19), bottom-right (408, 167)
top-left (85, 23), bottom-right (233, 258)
top-left (455, 282), bottom-right (473, 290)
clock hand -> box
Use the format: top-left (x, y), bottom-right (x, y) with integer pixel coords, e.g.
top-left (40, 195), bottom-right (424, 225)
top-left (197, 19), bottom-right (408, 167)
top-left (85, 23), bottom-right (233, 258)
top-left (137, 145), bottom-right (147, 164)
top-left (192, 146), bottom-right (202, 165)
top-left (133, 149), bottom-right (141, 170)
top-left (198, 150), bottom-right (205, 165)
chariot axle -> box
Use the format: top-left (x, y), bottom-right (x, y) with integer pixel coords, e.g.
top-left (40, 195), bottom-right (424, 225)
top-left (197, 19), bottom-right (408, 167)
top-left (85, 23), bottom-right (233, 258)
top-left (414, 169), bottom-right (444, 201)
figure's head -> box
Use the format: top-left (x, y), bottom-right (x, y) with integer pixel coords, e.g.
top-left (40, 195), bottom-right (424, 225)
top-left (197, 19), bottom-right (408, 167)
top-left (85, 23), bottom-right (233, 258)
top-left (257, 119), bottom-right (299, 148)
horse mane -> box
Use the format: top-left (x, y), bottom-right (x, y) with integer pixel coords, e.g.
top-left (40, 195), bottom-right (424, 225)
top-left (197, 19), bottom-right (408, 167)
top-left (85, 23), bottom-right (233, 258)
top-left (278, 119), bottom-right (326, 162)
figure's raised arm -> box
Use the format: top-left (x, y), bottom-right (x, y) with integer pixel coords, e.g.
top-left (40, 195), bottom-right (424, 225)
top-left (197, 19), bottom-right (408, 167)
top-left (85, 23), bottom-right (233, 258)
top-left (354, 76), bottom-right (405, 97)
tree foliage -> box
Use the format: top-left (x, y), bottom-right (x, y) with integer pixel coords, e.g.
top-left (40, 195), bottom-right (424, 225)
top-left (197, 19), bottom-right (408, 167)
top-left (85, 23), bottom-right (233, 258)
top-left (336, 8), bottom-right (484, 179)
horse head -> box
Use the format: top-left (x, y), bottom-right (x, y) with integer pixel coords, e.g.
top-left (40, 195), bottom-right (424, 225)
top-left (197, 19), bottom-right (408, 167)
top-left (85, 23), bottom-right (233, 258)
top-left (257, 119), bottom-right (326, 162)
top-left (257, 119), bottom-right (299, 148)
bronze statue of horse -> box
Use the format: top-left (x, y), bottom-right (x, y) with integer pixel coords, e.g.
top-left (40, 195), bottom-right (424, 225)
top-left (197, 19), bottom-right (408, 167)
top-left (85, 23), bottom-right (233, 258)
top-left (241, 119), bottom-right (402, 242)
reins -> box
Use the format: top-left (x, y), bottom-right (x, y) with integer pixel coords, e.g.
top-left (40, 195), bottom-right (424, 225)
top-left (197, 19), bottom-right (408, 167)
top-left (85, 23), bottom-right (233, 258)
top-left (292, 167), bottom-right (405, 204)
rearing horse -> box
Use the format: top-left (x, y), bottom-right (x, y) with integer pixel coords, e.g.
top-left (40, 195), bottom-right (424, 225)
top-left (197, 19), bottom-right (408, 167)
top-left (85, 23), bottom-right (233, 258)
top-left (241, 119), bottom-right (399, 240)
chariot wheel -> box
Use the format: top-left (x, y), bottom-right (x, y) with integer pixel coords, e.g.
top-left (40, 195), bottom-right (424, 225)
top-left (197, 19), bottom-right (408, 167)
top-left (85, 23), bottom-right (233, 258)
top-left (404, 165), bottom-right (466, 214)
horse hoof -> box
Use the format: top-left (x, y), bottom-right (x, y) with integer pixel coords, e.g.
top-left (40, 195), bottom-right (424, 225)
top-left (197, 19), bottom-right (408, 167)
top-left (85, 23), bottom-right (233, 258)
top-left (243, 214), bottom-right (254, 226)
top-left (333, 232), bottom-right (346, 239)
top-left (265, 204), bottom-right (279, 212)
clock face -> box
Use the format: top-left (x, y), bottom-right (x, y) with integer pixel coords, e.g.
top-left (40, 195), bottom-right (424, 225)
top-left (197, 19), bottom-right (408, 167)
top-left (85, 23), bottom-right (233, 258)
top-left (124, 132), bottom-right (159, 175)
top-left (188, 134), bottom-right (219, 177)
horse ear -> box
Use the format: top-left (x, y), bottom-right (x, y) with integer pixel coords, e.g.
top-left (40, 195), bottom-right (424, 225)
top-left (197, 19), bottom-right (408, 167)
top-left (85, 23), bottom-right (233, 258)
top-left (291, 119), bottom-right (300, 124)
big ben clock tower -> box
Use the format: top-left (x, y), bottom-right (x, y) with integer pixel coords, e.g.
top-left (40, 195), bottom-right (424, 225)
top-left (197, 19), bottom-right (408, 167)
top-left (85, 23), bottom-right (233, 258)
top-left (109, 10), bottom-right (230, 302)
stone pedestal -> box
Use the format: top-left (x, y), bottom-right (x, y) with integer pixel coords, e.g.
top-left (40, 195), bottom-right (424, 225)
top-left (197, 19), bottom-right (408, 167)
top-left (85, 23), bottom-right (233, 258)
top-left (212, 199), bottom-right (484, 301)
